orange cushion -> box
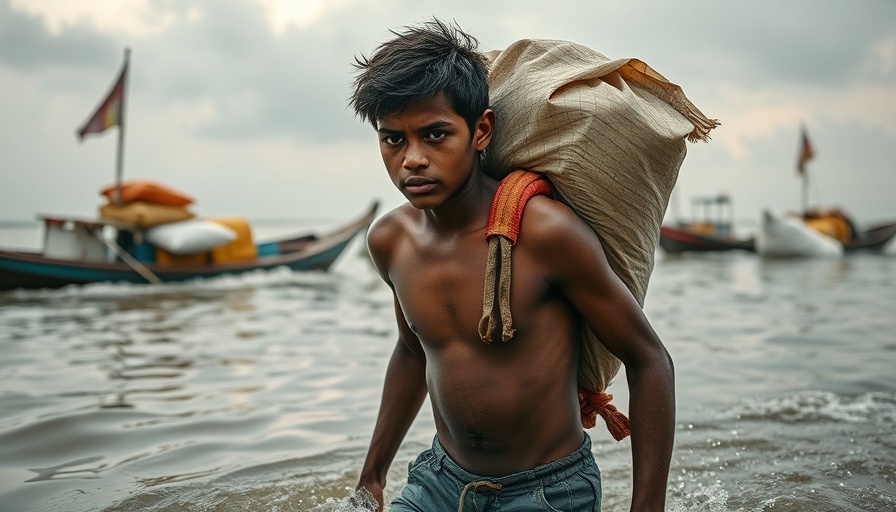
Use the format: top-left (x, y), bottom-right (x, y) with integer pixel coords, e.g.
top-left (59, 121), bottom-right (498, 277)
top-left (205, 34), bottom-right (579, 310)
top-left (100, 180), bottom-right (194, 207)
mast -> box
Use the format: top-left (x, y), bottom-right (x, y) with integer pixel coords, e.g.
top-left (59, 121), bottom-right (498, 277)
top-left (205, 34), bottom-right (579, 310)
top-left (114, 47), bottom-right (130, 207)
top-left (801, 164), bottom-right (809, 213)
top-left (797, 125), bottom-right (814, 214)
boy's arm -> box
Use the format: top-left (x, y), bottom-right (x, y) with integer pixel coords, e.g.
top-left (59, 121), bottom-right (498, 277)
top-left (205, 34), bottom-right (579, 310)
top-left (356, 215), bottom-right (428, 510)
top-left (356, 296), bottom-right (428, 510)
top-left (523, 198), bottom-right (675, 512)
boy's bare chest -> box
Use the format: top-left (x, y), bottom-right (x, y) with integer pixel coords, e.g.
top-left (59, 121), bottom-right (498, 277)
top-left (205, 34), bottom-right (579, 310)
top-left (391, 240), bottom-right (487, 331)
top-left (389, 235), bottom-right (547, 343)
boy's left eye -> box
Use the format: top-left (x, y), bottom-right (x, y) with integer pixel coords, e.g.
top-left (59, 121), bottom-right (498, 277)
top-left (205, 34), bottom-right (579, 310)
top-left (426, 130), bottom-right (447, 141)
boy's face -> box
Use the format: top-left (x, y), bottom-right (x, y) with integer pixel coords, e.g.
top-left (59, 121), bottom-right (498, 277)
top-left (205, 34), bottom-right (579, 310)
top-left (376, 93), bottom-right (492, 210)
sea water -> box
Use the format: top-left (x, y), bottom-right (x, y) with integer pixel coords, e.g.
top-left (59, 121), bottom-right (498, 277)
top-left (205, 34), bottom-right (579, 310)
top-left (1, 221), bottom-right (895, 512)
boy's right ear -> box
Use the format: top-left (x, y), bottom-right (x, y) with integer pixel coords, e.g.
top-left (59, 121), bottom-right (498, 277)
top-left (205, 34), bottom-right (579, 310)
top-left (473, 109), bottom-right (495, 151)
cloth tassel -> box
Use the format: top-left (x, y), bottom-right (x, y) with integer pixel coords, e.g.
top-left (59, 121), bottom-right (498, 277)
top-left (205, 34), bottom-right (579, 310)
top-left (616, 64), bottom-right (720, 143)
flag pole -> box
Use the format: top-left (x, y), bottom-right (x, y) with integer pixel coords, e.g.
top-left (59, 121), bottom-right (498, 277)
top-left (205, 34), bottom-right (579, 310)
top-left (801, 165), bottom-right (809, 214)
top-left (797, 124), bottom-right (814, 215)
top-left (114, 47), bottom-right (131, 207)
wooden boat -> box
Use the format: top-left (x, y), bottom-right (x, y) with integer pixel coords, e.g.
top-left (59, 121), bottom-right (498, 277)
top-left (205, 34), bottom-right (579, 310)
top-left (756, 208), bottom-right (896, 258)
top-left (0, 55), bottom-right (381, 292)
top-left (0, 202), bottom-right (378, 291)
top-left (659, 194), bottom-right (755, 254)
top-left (758, 127), bottom-right (896, 257)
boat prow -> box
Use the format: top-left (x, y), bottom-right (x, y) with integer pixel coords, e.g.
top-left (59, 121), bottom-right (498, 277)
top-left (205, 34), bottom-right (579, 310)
top-left (843, 220), bottom-right (896, 252)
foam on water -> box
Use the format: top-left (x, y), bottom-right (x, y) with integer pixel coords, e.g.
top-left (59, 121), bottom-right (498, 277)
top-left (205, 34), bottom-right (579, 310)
top-left (727, 391), bottom-right (896, 424)
top-left (4, 266), bottom-right (337, 301)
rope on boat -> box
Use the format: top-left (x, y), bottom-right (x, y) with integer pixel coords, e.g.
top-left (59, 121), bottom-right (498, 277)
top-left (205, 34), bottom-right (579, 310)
top-left (97, 233), bottom-right (163, 285)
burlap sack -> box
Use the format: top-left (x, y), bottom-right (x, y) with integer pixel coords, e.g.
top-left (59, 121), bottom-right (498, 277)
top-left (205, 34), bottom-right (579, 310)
top-left (482, 39), bottom-right (718, 401)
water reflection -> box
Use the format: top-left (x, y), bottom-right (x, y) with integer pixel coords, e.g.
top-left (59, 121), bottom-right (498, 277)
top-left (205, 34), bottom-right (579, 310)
top-left (2, 248), bottom-right (894, 511)
top-left (27, 456), bottom-right (105, 482)
top-left (757, 256), bottom-right (850, 288)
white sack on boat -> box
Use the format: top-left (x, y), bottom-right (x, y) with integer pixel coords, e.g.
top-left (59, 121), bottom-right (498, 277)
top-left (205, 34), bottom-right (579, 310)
top-left (146, 219), bottom-right (237, 255)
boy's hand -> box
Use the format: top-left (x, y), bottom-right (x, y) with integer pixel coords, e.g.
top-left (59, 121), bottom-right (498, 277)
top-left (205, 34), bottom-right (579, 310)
top-left (350, 484), bottom-right (383, 511)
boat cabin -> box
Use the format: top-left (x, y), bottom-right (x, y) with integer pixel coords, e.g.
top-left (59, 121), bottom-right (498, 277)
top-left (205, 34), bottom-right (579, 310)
top-left (679, 194), bottom-right (735, 238)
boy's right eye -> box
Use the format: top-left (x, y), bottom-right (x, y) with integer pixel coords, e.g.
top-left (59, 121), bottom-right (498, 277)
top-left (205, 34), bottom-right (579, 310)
top-left (382, 135), bottom-right (404, 145)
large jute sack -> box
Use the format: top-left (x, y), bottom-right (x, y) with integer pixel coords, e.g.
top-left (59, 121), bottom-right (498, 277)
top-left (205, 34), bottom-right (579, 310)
top-left (482, 39), bottom-right (718, 435)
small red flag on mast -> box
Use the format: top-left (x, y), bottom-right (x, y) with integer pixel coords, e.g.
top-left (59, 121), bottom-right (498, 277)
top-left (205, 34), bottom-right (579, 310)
top-left (77, 50), bottom-right (129, 141)
top-left (796, 125), bottom-right (814, 176)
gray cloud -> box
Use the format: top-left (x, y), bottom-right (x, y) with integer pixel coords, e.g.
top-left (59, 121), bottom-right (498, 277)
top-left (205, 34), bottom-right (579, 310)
top-left (6, 0), bottom-right (894, 146)
top-left (0, 1), bottom-right (119, 73)
top-left (1, 0), bottom-right (895, 222)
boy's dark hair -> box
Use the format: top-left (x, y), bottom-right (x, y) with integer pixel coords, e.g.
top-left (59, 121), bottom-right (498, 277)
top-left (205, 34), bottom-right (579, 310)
top-left (350, 18), bottom-right (490, 134)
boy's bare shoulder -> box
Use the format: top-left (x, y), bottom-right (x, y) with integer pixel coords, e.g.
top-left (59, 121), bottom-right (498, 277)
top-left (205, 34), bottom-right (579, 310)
top-left (519, 195), bottom-right (597, 247)
top-left (367, 203), bottom-right (417, 245)
top-left (517, 195), bottom-right (607, 275)
top-left (366, 203), bottom-right (418, 277)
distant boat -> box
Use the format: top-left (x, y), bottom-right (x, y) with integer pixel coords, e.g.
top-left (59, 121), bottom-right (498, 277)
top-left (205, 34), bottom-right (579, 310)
top-left (0, 51), bottom-right (379, 292)
top-left (756, 208), bottom-right (896, 258)
top-left (660, 194), bottom-right (755, 254)
top-left (0, 202), bottom-right (378, 291)
top-left (756, 126), bottom-right (896, 257)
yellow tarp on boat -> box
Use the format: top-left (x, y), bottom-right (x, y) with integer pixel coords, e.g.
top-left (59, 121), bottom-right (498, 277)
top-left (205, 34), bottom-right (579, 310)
top-left (207, 217), bottom-right (257, 263)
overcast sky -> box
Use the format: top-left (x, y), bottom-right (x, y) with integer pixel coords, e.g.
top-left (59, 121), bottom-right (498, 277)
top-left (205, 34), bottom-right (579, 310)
top-left (1, 0), bottom-right (894, 227)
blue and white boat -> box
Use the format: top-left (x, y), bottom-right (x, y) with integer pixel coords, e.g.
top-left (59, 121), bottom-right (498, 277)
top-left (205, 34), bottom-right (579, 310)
top-left (0, 202), bottom-right (377, 291)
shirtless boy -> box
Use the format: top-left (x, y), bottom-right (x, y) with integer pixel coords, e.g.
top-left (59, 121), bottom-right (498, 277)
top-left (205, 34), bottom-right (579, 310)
top-left (350, 19), bottom-right (675, 511)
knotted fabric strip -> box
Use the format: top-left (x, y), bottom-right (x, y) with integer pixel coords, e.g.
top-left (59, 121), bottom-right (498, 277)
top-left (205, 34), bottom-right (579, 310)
top-left (578, 387), bottom-right (631, 441)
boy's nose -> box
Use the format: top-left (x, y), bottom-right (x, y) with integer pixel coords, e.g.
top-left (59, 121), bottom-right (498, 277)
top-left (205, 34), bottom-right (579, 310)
top-left (403, 142), bottom-right (428, 169)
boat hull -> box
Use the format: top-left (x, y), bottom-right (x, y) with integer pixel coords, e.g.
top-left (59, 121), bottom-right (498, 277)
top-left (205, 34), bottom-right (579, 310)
top-left (659, 226), bottom-right (755, 254)
top-left (844, 221), bottom-right (896, 252)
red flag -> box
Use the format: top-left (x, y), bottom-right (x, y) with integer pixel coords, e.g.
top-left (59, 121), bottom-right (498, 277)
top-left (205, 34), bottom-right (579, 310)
top-left (796, 126), bottom-right (814, 176)
top-left (77, 54), bottom-right (128, 141)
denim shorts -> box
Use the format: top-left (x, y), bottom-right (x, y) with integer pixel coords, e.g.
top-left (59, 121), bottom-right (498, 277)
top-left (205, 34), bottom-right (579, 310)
top-left (389, 433), bottom-right (601, 511)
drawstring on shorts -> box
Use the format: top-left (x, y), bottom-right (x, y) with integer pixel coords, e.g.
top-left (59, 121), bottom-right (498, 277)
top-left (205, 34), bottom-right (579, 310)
top-left (458, 480), bottom-right (503, 512)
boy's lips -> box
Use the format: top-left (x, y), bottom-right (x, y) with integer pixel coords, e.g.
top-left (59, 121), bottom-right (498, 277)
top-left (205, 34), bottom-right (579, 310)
top-left (403, 177), bottom-right (437, 194)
